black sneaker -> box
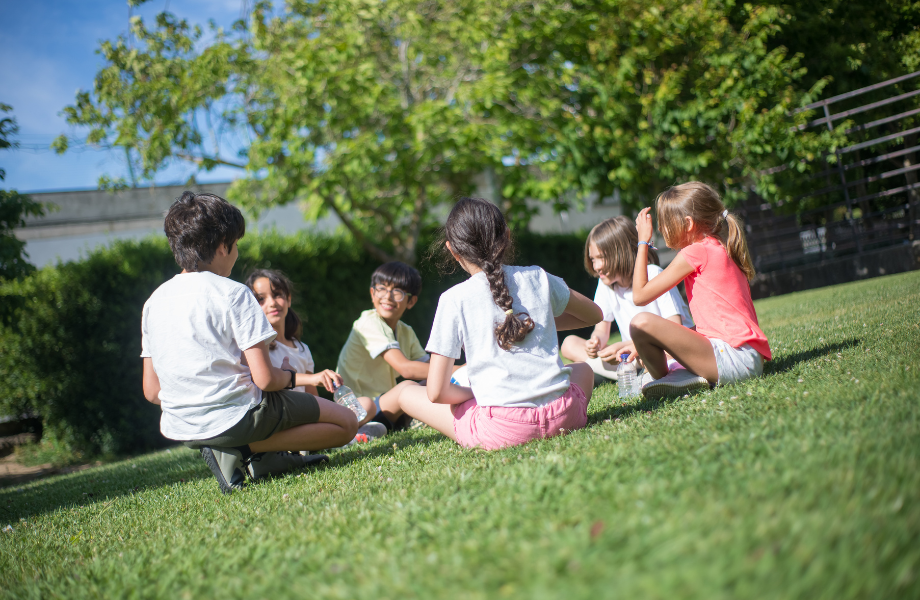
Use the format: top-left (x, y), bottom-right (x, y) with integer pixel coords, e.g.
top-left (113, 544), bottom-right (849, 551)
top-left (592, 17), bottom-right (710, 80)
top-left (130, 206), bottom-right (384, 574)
top-left (247, 451), bottom-right (328, 481)
top-left (392, 413), bottom-right (414, 432)
top-left (200, 446), bottom-right (247, 494)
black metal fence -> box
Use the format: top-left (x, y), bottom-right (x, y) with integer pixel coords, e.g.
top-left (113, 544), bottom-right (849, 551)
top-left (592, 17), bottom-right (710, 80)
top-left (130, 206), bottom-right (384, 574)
top-left (738, 71), bottom-right (920, 274)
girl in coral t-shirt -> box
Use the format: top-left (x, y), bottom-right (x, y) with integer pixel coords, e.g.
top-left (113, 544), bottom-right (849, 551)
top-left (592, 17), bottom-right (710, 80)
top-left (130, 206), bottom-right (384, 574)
top-left (630, 182), bottom-right (771, 398)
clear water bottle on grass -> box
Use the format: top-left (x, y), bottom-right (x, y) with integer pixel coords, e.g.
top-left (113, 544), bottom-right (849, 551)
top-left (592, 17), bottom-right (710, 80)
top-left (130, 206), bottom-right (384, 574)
top-left (617, 354), bottom-right (637, 399)
top-left (332, 383), bottom-right (367, 421)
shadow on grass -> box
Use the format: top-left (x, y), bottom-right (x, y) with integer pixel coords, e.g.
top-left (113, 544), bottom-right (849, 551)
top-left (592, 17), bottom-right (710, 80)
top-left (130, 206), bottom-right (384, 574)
top-left (764, 338), bottom-right (861, 375)
top-left (0, 431), bottom-right (448, 522)
top-left (324, 430), bottom-right (446, 469)
top-left (588, 392), bottom-right (682, 426)
top-left (584, 337), bottom-right (864, 427)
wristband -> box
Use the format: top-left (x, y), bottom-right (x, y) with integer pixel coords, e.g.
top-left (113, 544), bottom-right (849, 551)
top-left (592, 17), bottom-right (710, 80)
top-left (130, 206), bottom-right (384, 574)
top-left (638, 241), bottom-right (657, 250)
top-left (283, 369), bottom-right (296, 390)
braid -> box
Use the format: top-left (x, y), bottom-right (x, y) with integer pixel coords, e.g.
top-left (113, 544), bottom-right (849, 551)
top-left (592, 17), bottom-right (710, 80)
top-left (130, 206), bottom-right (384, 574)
top-left (438, 197), bottom-right (537, 351)
top-left (482, 257), bottom-right (534, 351)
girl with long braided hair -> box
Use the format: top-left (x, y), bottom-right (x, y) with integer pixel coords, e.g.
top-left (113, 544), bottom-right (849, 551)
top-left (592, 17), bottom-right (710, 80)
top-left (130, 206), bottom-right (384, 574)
top-left (382, 197), bottom-right (603, 450)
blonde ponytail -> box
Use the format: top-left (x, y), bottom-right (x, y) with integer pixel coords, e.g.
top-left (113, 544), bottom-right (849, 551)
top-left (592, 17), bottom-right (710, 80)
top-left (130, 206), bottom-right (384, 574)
top-left (724, 213), bottom-right (755, 281)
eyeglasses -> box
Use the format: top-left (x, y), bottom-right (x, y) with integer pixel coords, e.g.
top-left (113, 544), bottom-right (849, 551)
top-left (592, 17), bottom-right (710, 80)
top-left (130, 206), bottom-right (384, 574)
top-left (372, 286), bottom-right (411, 302)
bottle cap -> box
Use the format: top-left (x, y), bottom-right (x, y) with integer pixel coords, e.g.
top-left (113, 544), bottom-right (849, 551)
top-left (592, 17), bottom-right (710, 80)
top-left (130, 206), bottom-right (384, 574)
top-left (620, 353), bottom-right (629, 360)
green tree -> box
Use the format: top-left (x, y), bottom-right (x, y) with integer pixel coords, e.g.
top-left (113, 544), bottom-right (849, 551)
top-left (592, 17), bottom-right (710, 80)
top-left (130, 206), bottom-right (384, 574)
top-left (55, 0), bottom-right (840, 258)
top-left (740, 0), bottom-right (920, 97)
top-left (492, 1), bottom-right (845, 212)
top-left (0, 104), bottom-right (44, 281)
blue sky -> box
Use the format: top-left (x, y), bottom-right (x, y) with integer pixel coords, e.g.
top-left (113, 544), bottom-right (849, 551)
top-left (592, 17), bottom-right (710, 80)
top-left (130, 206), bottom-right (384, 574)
top-left (0, 0), bottom-right (245, 193)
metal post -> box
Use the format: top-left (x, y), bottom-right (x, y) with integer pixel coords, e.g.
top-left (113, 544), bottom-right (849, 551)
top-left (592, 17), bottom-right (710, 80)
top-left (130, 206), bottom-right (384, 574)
top-left (824, 104), bottom-right (863, 254)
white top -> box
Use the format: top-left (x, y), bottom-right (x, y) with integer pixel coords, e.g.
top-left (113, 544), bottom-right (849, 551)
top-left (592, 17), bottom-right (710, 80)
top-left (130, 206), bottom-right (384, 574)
top-left (426, 265), bottom-right (572, 408)
top-left (269, 340), bottom-right (315, 394)
top-left (141, 272), bottom-right (277, 440)
top-left (594, 264), bottom-right (694, 342)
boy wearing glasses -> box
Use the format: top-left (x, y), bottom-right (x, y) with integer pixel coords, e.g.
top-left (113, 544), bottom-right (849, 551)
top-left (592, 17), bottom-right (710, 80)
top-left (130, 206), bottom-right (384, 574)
top-left (336, 262), bottom-right (430, 432)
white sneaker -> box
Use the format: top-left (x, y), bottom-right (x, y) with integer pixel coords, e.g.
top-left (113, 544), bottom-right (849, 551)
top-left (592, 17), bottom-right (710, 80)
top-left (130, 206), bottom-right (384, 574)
top-left (585, 356), bottom-right (618, 380)
top-left (641, 369), bottom-right (710, 398)
top-left (345, 422), bottom-right (388, 447)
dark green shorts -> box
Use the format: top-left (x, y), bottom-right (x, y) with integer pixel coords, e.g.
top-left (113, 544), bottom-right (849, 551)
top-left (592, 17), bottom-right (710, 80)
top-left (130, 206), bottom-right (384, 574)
top-left (184, 390), bottom-right (321, 449)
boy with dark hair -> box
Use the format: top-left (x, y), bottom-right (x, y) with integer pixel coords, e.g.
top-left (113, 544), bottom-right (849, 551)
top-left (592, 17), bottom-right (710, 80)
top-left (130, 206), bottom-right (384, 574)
top-left (142, 191), bottom-right (357, 494)
top-left (336, 261), bottom-right (431, 432)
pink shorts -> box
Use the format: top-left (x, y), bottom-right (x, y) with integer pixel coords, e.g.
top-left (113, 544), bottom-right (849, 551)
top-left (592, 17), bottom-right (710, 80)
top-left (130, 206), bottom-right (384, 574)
top-left (451, 384), bottom-right (588, 450)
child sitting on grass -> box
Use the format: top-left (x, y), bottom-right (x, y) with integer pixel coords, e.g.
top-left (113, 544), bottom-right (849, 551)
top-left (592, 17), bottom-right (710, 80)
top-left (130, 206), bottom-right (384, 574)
top-left (629, 182), bottom-right (772, 398)
top-left (384, 197), bottom-right (604, 450)
top-left (336, 261), bottom-right (433, 434)
top-left (141, 192), bottom-right (357, 494)
top-left (245, 268), bottom-right (383, 445)
top-left (561, 216), bottom-right (694, 379)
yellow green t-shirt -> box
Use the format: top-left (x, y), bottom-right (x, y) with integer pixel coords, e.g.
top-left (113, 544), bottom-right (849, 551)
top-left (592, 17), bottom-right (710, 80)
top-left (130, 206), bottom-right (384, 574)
top-left (336, 309), bottom-right (428, 398)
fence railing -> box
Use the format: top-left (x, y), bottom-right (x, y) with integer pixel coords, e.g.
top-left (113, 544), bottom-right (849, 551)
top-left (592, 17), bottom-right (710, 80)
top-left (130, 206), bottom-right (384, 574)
top-left (741, 71), bottom-right (920, 274)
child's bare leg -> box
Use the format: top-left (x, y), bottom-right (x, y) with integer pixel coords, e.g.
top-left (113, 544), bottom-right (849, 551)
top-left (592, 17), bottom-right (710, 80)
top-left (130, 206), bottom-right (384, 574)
top-left (629, 313), bottom-right (718, 382)
top-left (561, 335), bottom-right (590, 362)
top-left (376, 380), bottom-right (416, 424)
top-left (395, 382), bottom-right (457, 441)
top-left (568, 362), bottom-right (595, 402)
top-left (249, 400), bottom-right (357, 452)
top-left (356, 396), bottom-right (375, 426)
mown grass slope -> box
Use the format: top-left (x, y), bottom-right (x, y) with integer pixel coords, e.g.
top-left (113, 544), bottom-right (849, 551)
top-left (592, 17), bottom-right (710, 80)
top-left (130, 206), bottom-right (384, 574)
top-left (2, 271), bottom-right (918, 599)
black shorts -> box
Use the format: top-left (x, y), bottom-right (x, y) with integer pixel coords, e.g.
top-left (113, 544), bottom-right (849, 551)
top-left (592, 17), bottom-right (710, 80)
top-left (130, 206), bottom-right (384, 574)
top-left (184, 390), bottom-right (321, 449)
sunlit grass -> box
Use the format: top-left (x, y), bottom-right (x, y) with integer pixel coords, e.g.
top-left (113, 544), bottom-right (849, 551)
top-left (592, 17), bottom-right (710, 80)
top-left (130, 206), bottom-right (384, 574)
top-left (1, 272), bottom-right (918, 599)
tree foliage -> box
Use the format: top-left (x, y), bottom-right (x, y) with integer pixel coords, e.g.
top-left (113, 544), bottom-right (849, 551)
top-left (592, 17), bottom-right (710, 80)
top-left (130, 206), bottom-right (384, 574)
top-left (55, 0), bottom-right (847, 261)
top-left (1, 104), bottom-right (45, 281)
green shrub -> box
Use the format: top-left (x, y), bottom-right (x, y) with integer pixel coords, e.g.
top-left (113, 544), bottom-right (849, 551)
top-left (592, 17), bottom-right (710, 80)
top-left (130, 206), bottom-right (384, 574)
top-left (0, 238), bottom-right (179, 455)
top-left (0, 230), bottom-right (593, 456)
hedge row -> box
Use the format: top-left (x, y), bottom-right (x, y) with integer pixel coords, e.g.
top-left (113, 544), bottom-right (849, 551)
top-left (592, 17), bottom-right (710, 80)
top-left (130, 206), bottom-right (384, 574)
top-left (0, 230), bottom-right (593, 455)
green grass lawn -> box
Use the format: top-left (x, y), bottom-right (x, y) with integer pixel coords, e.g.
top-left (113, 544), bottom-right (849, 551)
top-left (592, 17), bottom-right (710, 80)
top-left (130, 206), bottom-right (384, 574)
top-left (2, 271), bottom-right (918, 599)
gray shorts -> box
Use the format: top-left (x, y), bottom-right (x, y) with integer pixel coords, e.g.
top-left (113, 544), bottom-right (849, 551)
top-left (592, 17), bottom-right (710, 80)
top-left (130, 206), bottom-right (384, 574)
top-left (710, 339), bottom-right (763, 385)
top-left (184, 390), bottom-right (321, 449)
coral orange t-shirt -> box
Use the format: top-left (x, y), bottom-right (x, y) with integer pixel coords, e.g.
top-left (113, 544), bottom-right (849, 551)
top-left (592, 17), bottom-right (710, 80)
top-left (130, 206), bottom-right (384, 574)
top-left (678, 236), bottom-right (771, 360)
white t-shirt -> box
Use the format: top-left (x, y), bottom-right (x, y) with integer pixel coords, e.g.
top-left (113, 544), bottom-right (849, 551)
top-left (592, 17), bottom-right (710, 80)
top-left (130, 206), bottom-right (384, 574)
top-left (269, 340), bottom-right (315, 394)
top-left (141, 272), bottom-right (277, 440)
top-left (426, 265), bottom-right (571, 408)
top-left (594, 264), bottom-right (695, 342)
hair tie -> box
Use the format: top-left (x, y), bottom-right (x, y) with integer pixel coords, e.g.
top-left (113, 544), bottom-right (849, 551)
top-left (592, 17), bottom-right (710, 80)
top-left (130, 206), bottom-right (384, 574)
top-left (505, 309), bottom-right (514, 315)
top-left (721, 209), bottom-right (729, 220)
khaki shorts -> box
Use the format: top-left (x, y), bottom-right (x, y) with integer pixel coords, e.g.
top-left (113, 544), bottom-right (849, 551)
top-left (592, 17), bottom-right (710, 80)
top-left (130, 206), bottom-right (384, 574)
top-left (184, 390), bottom-right (321, 449)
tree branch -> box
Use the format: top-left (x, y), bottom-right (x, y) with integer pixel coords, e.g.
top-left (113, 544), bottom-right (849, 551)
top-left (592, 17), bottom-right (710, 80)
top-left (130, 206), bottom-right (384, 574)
top-left (175, 153), bottom-right (247, 169)
top-left (324, 195), bottom-right (398, 264)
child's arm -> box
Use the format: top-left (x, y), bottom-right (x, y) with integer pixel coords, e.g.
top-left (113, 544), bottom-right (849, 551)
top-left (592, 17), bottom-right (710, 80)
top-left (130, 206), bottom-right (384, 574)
top-left (243, 341), bottom-right (310, 391)
top-left (381, 349), bottom-right (430, 381)
top-left (632, 207), bottom-right (695, 306)
top-left (425, 353), bottom-right (475, 405)
top-left (555, 289), bottom-right (604, 332)
top-left (142, 358), bottom-right (161, 405)
top-left (584, 321), bottom-right (612, 358)
top-left (291, 366), bottom-right (342, 393)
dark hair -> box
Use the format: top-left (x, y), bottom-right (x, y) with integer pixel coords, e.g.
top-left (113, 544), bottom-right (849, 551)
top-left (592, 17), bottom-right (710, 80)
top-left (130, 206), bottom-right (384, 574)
top-left (434, 197), bottom-right (534, 351)
top-left (371, 261), bottom-right (422, 296)
top-left (244, 269), bottom-right (303, 349)
top-left (164, 191), bottom-right (245, 272)
top-left (584, 216), bottom-right (659, 286)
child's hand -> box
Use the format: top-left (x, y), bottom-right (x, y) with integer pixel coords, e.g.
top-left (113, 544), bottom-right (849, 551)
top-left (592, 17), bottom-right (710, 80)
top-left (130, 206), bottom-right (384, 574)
top-left (598, 340), bottom-right (638, 364)
top-left (636, 207), bottom-right (654, 243)
top-left (315, 370), bottom-right (343, 391)
top-left (585, 335), bottom-right (601, 359)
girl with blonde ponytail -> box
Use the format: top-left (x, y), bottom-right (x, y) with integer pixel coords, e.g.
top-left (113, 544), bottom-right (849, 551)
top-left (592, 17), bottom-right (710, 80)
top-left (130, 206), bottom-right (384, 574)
top-left (387, 197), bottom-right (604, 450)
top-left (629, 182), bottom-right (771, 398)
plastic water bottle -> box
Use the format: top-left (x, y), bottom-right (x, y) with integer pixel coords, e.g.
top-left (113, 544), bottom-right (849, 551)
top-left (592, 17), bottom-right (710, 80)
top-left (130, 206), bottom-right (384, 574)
top-left (332, 383), bottom-right (367, 421)
top-left (617, 354), bottom-right (637, 399)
